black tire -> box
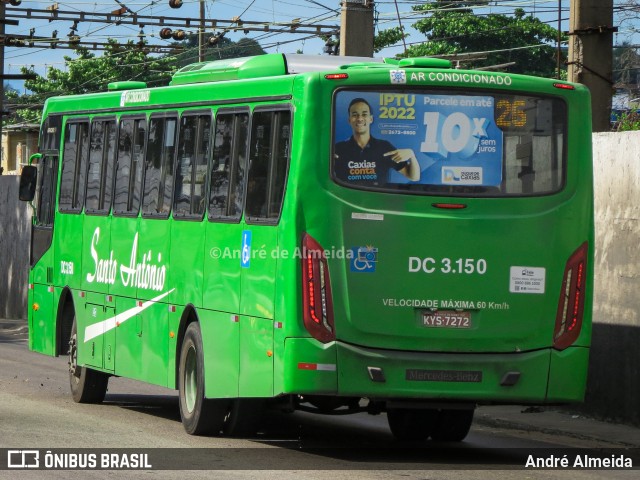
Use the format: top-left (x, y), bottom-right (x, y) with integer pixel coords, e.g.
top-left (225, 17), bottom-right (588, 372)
top-left (387, 408), bottom-right (438, 442)
top-left (223, 398), bottom-right (265, 437)
top-left (431, 409), bottom-right (475, 442)
top-left (68, 317), bottom-right (109, 403)
top-left (178, 322), bottom-right (229, 435)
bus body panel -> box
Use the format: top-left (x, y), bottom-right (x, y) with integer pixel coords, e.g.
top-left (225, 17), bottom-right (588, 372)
top-left (170, 219), bottom-right (206, 309)
top-left (28, 283), bottom-right (56, 356)
top-left (327, 197), bottom-right (591, 353)
top-left (238, 315), bottom-right (274, 397)
top-left (200, 308), bottom-right (240, 398)
top-left (136, 218), bottom-right (172, 302)
top-left (139, 301), bottom-right (170, 387)
top-left (54, 213), bottom-right (84, 295)
top-left (108, 217), bottom-right (139, 299)
top-left (81, 215), bottom-right (112, 295)
top-left (203, 222), bottom-right (243, 314)
top-left (239, 225), bottom-right (278, 320)
top-left (282, 338), bottom-right (338, 395)
top-left (547, 347), bottom-right (590, 402)
top-left (113, 296), bottom-right (143, 381)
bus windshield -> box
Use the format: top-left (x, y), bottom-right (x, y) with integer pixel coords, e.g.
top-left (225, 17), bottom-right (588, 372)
top-left (332, 89), bottom-right (567, 197)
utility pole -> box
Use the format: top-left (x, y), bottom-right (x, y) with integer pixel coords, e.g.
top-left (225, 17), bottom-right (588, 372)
top-left (339, 0), bottom-right (374, 57)
top-left (2, 2), bottom-right (7, 170)
top-left (1, 3), bottom-right (36, 173)
top-left (568, 0), bottom-right (616, 132)
top-left (198, 0), bottom-right (205, 62)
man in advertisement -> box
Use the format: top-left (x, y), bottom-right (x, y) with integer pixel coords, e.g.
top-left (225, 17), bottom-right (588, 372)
top-left (333, 98), bottom-right (420, 185)
top-left (333, 91), bottom-right (505, 191)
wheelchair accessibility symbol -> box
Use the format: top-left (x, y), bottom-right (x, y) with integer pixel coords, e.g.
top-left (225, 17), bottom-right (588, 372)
top-left (350, 246), bottom-right (378, 273)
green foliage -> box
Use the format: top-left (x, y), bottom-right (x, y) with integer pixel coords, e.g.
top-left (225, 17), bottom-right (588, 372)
top-left (7, 36), bottom-right (266, 126)
top-left (2, 83), bottom-right (40, 125)
top-left (375, 1), bottom-right (565, 77)
top-left (174, 35), bottom-right (266, 68)
top-left (614, 42), bottom-right (640, 88)
top-left (613, 110), bottom-right (640, 131)
top-left (374, 27), bottom-right (406, 54)
top-left (22, 39), bottom-right (177, 98)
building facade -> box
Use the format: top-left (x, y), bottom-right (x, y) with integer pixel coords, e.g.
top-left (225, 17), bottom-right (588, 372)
top-left (1, 123), bottom-right (39, 175)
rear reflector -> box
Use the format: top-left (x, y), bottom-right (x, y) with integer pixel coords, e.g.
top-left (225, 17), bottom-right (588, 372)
top-left (301, 233), bottom-right (335, 343)
top-left (325, 73), bottom-right (349, 80)
top-left (553, 242), bottom-right (588, 350)
top-left (553, 82), bottom-right (575, 90)
top-left (432, 203), bottom-right (467, 209)
top-left (298, 362), bottom-right (337, 371)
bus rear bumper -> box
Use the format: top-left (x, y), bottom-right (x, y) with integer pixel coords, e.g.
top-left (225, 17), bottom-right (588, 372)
top-left (282, 338), bottom-right (589, 404)
top-left (335, 342), bottom-right (589, 404)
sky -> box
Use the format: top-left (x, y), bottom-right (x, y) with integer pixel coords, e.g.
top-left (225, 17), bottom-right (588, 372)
top-left (1, 1), bottom-right (636, 92)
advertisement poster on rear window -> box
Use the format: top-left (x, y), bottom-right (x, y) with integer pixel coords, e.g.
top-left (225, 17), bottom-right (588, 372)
top-left (333, 90), bottom-right (504, 187)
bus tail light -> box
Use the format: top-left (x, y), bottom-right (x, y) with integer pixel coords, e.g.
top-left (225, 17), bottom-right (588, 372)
top-left (301, 233), bottom-right (335, 343)
top-left (553, 242), bottom-right (588, 350)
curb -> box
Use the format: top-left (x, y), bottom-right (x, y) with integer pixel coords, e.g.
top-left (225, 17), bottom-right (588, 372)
top-left (475, 407), bottom-right (640, 448)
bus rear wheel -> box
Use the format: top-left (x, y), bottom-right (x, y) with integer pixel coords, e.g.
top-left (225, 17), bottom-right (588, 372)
top-left (431, 409), bottom-right (475, 442)
top-left (178, 322), bottom-right (229, 435)
top-left (68, 318), bottom-right (109, 403)
top-left (387, 408), bottom-right (438, 442)
top-left (222, 398), bottom-right (265, 437)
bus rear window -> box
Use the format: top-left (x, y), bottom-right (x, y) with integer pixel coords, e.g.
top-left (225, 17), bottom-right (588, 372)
top-left (332, 90), bottom-right (566, 196)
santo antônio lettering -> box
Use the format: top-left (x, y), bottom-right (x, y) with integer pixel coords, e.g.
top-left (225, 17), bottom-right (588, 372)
top-left (86, 227), bottom-right (167, 291)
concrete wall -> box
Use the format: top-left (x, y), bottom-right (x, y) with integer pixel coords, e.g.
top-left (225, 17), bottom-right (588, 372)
top-left (580, 132), bottom-right (640, 426)
top-left (0, 133), bottom-right (639, 424)
top-left (0, 176), bottom-right (31, 319)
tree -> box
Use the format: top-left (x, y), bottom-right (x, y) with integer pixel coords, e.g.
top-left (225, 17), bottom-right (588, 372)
top-left (2, 84), bottom-right (40, 125)
top-left (15, 39), bottom-right (179, 123)
top-left (22, 39), bottom-right (177, 98)
top-left (613, 42), bottom-right (640, 91)
top-left (174, 34), bottom-right (266, 69)
top-left (375, 1), bottom-right (565, 77)
top-left (14, 36), bottom-right (265, 124)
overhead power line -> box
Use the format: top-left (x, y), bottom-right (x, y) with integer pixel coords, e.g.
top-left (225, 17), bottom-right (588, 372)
top-left (4, 7), bottom-right (339, 37)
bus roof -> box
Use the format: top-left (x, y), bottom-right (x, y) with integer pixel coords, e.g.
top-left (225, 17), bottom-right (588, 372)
top-left (168, 53), bottom-right (452, 87)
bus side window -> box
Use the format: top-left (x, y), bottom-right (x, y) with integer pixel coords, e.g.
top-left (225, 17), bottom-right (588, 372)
top-left (114, 117), bottom-right (147, 216)
top-left (245, 109), bottom-right (291, 222)
top-left (143, 114), bottom-right (178, 217)
top-left (86, 119), bottom-right (116, 214)
top-left (60, 120), bottom-right (89, 212)
top-left (208, 111), bottom-right (249, 221)
top-left (174, 112), bottom-right (211, 218)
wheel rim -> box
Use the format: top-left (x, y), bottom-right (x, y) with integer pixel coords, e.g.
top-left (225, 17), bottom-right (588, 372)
top-left (184, 345), bottom-right (198, 413)
top-left (68, 332), bottom-right (81, 382)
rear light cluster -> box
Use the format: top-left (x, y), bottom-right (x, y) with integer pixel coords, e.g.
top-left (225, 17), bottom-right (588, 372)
top-left (553, 242), bottom-right (588, 350)
top-left (301, 233), bottom-right (335, 343)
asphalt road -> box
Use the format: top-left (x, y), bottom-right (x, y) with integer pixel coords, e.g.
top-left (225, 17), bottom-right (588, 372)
top-left (0, 329), bottom-right (637, 479)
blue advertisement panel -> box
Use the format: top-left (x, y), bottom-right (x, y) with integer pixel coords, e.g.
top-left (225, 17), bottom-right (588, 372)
top-left (333, 91), bottom-right (504, 187)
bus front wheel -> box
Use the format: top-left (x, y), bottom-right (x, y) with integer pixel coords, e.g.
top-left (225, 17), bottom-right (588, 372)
top-left (178, 322), bottom-right (229, 435)
top-left (68, 318), bottom-right (109, 403)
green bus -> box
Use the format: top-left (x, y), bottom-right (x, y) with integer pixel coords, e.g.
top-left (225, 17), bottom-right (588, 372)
top-left (20, 53), bottom-right (594, 442)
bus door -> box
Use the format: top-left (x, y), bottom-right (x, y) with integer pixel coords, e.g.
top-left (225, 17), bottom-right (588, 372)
top-left (55, 119), bottom-right (90, 363)
top-left (81, 117), bottom-right (117, 372)
top-left (237, 108), bottom-right (291, 397)
top-left (136, 112), bottom-right (178, 386)
top-left (28, 153), bottom-right (58, 355)
top-left (109, 115), bottom-right (146, 382)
